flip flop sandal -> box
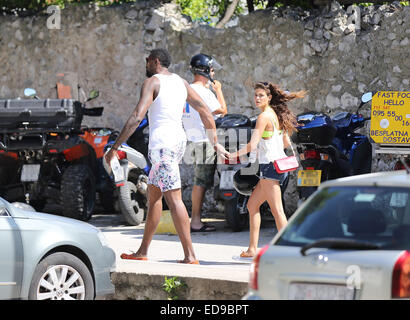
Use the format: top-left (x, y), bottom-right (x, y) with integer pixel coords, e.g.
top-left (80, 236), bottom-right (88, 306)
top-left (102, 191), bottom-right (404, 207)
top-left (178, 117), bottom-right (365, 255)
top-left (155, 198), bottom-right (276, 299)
top-left (177, 260), bottom-right (200, 265)
top-left (190, 223), bottom-right (216, 233)
top-left (239, 251), bottom-right (255, 259)
top-left (120, 252), bottom-right (148, 261)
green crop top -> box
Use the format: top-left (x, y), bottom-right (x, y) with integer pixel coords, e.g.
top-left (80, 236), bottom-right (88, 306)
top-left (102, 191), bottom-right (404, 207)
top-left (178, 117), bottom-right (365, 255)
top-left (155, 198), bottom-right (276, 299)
top-left (262, 116), bottom-right (282, 138)
top-left (262, 130), bottom-right (274, 138)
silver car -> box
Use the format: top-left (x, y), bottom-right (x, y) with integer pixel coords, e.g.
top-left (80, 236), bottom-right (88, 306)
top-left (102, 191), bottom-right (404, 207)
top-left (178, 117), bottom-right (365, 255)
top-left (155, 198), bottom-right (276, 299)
top-left (244, 170), bottom-right (410, 300)
top-left (0, 197), bottom-right (115, 300)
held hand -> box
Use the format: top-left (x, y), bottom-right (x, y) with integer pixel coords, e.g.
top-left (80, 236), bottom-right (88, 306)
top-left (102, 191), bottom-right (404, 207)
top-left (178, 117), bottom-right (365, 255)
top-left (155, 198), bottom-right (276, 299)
top-left (227, 152), bottom-right (237, 161)
top-left (214, 143), bottom-right (229, 160)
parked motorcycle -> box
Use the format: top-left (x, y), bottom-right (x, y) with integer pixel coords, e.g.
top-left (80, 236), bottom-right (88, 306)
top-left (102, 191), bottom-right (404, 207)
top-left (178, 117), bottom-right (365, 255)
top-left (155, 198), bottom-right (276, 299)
top-left (214, 114), bottom-right (289, 232)
top-left (103, 120), bottom-right (150, 226)
top-left (293, 92), bottom-right (373, 204)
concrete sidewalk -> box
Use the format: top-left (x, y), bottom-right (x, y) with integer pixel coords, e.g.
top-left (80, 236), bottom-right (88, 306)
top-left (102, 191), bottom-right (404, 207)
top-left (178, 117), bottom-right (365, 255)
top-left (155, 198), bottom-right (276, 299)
top-left (89, 213), bottom-right (278, 300)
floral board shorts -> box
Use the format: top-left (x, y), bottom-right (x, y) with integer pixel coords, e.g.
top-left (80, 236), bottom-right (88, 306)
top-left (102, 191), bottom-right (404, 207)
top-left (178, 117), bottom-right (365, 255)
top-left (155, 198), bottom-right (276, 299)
top-left (147, 141), bottom-right (186, 192)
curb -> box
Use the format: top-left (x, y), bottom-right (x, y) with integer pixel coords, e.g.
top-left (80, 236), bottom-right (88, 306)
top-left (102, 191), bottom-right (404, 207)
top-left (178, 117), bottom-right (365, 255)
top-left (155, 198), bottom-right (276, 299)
top-left (108, 272), bottom-right (248, 300)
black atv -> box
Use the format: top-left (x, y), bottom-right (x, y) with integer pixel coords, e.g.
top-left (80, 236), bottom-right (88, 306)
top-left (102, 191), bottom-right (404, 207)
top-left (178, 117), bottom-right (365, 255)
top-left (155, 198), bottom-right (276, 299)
top-left (0, 88), bottom-right (116, 221)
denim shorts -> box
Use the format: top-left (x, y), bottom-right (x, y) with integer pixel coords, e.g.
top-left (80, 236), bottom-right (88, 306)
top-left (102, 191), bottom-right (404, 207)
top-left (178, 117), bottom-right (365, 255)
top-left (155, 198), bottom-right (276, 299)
top-left (259, 162), bottom-right (288, 185)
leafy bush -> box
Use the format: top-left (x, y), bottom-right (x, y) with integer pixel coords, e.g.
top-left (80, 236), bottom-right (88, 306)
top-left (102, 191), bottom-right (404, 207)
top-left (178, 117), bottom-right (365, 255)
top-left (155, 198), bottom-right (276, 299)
top-left (162, 276), bottom-right (187, 300)
top-left (0, 0), bottom-right (136, 13)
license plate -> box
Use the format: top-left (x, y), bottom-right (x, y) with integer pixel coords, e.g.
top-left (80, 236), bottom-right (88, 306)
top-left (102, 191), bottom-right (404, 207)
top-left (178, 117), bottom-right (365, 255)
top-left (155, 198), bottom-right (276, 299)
top-left (288, 283), bottom-right (354, 300)
top-left (219, 170), bottom-right (235, 190)
top-left (297, 170), bottom-right (321, 187)
top-left (21, 164), bottom-right (41, 182)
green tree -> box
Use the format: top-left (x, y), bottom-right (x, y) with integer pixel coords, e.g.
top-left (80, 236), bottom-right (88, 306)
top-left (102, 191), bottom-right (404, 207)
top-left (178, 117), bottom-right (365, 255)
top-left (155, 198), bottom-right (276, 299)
top-left (176, 0), bottom-right (246, 24)
top-left (1, 0), bottom-right (407, 22)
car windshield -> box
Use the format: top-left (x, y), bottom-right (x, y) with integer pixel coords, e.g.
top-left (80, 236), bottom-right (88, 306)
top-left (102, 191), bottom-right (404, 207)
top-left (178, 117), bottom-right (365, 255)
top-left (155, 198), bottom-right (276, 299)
top-left (276, 186), bottom-right (410, 250)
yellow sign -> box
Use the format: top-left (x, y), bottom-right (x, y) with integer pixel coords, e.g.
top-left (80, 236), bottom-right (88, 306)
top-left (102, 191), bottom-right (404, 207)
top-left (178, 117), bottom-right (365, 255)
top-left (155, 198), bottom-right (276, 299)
top-left (370, 91), bottom-right (410, 145)
top-left (297, 170), bottom-right (322, 187)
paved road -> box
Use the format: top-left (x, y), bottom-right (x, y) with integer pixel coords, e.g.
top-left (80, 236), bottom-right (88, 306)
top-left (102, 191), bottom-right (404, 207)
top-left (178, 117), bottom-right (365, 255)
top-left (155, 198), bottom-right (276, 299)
top-left (88, 212), bottom-right (279, 283)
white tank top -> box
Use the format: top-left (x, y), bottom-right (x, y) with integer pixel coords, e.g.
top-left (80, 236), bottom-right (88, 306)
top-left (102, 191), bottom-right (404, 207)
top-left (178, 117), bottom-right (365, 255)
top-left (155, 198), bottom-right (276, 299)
top-left (258, 119), bottom-right (287, 164)
top-left (148, 73), bottom-right (188, 150)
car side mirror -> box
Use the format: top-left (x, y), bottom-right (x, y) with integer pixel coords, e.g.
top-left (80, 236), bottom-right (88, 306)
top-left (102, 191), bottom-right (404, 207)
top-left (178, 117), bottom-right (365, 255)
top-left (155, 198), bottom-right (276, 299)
top-left (361, 92), bottom-right (373, 103)
top-left (24, 88), bottom-right (37, 98)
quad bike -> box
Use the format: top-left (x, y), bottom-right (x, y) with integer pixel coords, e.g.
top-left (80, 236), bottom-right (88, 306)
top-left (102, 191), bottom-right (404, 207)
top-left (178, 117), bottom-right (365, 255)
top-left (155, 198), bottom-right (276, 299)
top-left (0, 88), bottom-right (136, 221)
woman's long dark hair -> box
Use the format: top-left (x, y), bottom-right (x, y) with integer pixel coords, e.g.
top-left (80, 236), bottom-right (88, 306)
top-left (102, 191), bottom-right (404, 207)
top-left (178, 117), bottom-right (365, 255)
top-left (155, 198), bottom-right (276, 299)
top-left (254, 82), bottom-right (306, 135)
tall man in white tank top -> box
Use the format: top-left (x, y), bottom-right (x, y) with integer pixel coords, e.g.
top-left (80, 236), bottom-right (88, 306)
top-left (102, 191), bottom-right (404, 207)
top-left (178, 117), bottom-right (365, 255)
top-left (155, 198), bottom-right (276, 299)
top-left (105, 48), bottom-right (228, 264)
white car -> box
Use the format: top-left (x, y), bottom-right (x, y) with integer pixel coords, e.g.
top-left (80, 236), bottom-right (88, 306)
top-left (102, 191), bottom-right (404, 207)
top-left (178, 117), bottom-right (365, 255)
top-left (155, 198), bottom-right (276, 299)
top-left (244, 170), bottom-right (410, 300)
top-left (0, 198), bottom-right (116, 300)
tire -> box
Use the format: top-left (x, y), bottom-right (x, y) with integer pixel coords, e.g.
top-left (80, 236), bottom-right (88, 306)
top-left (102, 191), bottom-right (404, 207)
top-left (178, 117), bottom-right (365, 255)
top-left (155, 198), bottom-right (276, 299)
top-left (30, 199), bottom-right (46, 212)
top-left (28, 252), bottom-right (94, 300)
top-left (99, 177), bottom-right (117, 213)
top-left (61, 164), bottom-right (96, 221)
top-left (118, 180), bottom-right (144, 226)
top-left (99, 190), bottom-right (117, 213)
top-left (352, 140), bottom-right (372, 175)
top-left (224, 197), bottom-right (248, 232)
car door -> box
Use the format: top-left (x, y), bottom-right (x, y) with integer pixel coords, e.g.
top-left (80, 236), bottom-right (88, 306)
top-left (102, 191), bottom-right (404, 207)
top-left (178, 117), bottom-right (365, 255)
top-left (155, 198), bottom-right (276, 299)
top-left (0, 203), bottom-right (24, 299)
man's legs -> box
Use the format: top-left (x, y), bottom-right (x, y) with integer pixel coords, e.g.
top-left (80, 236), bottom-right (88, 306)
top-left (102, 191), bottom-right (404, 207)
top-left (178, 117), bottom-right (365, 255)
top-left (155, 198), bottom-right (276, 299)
top-left (132, 184), bottom-right (163, 258)
top-left (190, 185), bottom-right (206, 228)
top-left (163, 188), bottom-right (197, 263)
top-left (190, 141), bottom-right (216, 232)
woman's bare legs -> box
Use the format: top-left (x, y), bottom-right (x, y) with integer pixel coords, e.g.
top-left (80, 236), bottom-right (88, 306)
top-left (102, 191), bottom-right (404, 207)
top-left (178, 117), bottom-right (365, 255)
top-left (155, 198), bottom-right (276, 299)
top-left (242, 178), bottom-right (287, 257)
top-left (263, 180), bottom-right (288, 231)
top-left (242, 181), bottom-right (266, 257)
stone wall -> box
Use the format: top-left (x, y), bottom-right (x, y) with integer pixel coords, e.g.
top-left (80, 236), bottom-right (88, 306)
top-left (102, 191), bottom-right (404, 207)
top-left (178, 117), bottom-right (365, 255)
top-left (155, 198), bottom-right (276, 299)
top-left (1, 1), bottom-right (408, 213)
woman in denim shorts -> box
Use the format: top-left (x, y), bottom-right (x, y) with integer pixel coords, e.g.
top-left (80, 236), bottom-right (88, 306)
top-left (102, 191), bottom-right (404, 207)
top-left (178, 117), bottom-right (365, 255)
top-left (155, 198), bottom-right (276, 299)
top-left (259, 162), bottom-right (288, 184)
top-left (228, 82), bottom-right (306, 258)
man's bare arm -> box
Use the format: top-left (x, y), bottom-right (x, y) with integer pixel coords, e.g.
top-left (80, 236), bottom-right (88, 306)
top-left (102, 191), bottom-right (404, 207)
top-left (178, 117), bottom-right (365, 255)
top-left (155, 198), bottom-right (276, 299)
top-left (105, 77), bottom-right (156, 163)
top-left (185, 80), bottom-right (217, 144)
top-left (211, 80), bottom-right (227, 116)
top-left (184, 80), bottom-right (228, 158)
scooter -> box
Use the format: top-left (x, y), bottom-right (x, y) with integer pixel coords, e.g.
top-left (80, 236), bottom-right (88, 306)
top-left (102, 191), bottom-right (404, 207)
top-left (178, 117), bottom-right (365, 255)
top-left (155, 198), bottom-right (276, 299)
top-left (103, 120), bottom-right (150, 226)
top-left (214, 114), bottom-right (289, 232)
top-left (293, 92), bottom-right (373, 204)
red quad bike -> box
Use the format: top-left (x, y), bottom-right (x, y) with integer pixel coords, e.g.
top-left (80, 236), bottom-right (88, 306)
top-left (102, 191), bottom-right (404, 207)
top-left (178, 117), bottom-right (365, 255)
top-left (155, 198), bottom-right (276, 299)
top-left (0, 88), bottom-right (119, 221)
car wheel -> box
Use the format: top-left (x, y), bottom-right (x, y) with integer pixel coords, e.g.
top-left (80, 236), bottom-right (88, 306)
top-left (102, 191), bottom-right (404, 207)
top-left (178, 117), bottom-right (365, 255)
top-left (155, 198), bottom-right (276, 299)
top-left (28, 252), bottom-right (94, 300)
top-left (61, 164), bottom-right (96, 221)
top-left (118, 180), bottom-right (144, 226)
